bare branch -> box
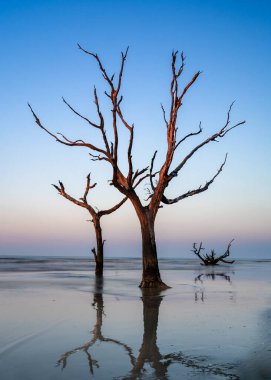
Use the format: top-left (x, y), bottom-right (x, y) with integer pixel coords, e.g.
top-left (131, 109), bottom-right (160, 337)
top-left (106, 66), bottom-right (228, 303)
top-left (83, 173), bottom-right (97, 202)
top-left (28, 103), bottom-right (110, 159)
top-left (132, 166), bottom-right (149, 185)
top-left (99, 196), bottom-right (127, 217)
top-left (169, 51), bottom-right (198, 116)
top-left (175, 122), bottom-right (202, 150)
top-left (56, 132), bottom-right (85, 144)
top-left (162, 154), bottom-right (227, 204)
top-left (116, 102), bottom-right (133, 132)
top-left (52, 183), bottom-right (61, 192)
top-left (62, 97), bottom-right (100, 129)
top-left (149, 150), bottom-right (158, 192)
top-left (51, 174), bottom-right (99, 219)
top-left (89, 153), bottom-right (108, 162)
top-left (191, 242), bottom-right (206, 264)
top-left (93, 87), bottom-right (111, 155)
top-left (219, 239), bottom-right (235, 264)
top-left (77, 44), bottom-right (114, 91)
top-left (161, 104), bottom-right (168, 127)
top-left (104, 90), bottom-right (111, 99)
top-left (114, 93), bottom-right (135, 186)
top-left (116, 47), bottom-right (129, 95)
top-left (52, 180), bottom-right (93, 211)
top-left (29, 103), bottom-right (63, 141)
top-left (134, 173), bottom-right (151, 189)
top-left (127, 126), bottom-right (134, 185)
top-left (177, 71), bottom-right (201, 107)
top-left (144, 186), bottom-right (153, 202)
top-left (169, 103), bottom-right (245, 179)
top-left (115, 97), bottom-right (134, 184)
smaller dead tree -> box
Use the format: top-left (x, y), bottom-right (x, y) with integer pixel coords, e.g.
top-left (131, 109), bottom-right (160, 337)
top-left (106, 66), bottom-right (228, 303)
top-left (191, 239), bottom-right (235, 265)
top-left (53, 174), bottom-right (126, 276)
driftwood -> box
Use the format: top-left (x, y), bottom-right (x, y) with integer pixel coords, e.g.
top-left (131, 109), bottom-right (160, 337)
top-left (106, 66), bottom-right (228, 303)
top-left (191, 240), bottom-right (235, 265)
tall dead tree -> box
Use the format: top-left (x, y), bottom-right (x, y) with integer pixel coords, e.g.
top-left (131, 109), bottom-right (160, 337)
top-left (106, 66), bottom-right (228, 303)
top-left (29, 46), bottom-right (245, 288)
top-left (52, 174), bottom-right (126, 276)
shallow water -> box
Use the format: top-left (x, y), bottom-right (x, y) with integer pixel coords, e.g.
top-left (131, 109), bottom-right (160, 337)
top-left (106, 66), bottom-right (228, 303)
top-left (0, 258), bottom-right (270, 379)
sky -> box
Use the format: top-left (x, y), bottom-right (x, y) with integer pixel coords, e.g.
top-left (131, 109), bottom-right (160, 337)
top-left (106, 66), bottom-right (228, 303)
top-left (0, 0), bottom-right (270, 258)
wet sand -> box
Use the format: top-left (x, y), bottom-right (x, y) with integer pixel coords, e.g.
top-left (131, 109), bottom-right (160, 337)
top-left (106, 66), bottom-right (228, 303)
top-left (0, 258), bottom-right (270, 379)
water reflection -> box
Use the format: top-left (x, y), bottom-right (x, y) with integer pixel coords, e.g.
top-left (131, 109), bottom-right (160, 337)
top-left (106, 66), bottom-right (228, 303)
top-left (58, 280), bottom-right (239, 379)
top-left (195, 272), bottom-right (232, 284)
top-left (125, 290), bottom-right (167, 379)
top-left (194, 271), bottom-right (236, 303)
top-left (57, 278), bottom-right (135, 374)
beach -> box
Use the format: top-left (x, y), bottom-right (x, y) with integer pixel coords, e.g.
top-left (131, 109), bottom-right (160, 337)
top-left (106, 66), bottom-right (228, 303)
top-left (0, 257), bottom-right (270, 379)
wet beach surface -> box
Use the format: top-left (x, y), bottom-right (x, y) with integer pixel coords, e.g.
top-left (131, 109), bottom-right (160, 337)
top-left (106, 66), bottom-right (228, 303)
top-left (0, 258), bottom-right (270, 379)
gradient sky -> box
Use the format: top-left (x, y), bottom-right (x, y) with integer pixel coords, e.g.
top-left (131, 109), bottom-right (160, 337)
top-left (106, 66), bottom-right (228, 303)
top-left (0, 0), bottom-right (270, 258)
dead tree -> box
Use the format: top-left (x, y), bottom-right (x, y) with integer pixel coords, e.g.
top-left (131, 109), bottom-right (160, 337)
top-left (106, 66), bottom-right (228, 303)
top-left (191, 239), bottom-right (235, 265)
top-left (52, 174), bottom-right (126, 276)
top-left (29, 46), bottom-right (245, 288)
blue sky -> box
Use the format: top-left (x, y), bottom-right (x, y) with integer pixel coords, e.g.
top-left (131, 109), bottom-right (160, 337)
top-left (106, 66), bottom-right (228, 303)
top-left (0, 0), bottom-right (270, 258)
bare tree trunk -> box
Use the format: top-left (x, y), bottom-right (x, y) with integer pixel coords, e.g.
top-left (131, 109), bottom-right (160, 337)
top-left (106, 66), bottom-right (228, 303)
top-left (137, 209), bottom-right (168, 288)
top-left (93, 217), bottom-right (104, 277)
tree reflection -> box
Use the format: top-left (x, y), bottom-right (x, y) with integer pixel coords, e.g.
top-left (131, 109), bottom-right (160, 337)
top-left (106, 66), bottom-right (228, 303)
top-left (121, 289), bottom-right (239, 380)
top-left (58, 280), bottom-right (239, 379)
top-left (57, 277), bottom-right (136, 374)
top-left (195, 272), bottom-right (232, 283)
top-left (194, 271), bottom-right (236, 303)
top-left (123, 290), bottom-right (168, 379)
